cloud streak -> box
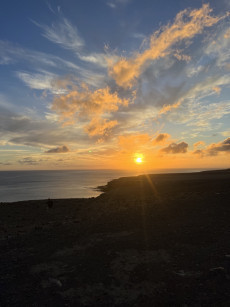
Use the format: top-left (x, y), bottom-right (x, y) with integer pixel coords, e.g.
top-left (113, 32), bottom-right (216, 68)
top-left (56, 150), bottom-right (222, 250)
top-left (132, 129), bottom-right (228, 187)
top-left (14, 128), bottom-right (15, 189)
top-left (34, 17), bottom-right (110, 68)
top-left (34, 18), bottom-right (84, 52)
top-left (45, 145), bottom-right (70, 153)
top-left (18, 157), bottom-right (43, 165)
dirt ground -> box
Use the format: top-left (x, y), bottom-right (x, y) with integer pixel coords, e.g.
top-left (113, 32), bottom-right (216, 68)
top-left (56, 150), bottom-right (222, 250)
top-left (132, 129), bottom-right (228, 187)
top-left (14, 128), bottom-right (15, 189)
top-left (0, 169), bottom-right (230, 306)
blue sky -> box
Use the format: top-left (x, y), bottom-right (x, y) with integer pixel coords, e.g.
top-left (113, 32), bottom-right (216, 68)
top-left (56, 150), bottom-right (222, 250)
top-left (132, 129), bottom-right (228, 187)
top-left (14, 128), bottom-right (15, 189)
top-left (0, 0), bottom-right (230, 170)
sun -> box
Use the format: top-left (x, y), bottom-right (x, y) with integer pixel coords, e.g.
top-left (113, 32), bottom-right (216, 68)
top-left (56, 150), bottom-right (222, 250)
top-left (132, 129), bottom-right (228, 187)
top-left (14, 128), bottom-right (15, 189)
top-left (136, 157), bottom-right (143, 163)
top-left (134, 154), bottom-right (144, 164)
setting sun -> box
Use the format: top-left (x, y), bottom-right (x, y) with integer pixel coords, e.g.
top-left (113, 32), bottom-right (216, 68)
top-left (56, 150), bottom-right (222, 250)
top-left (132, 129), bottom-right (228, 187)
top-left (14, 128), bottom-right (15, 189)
top-left (136, 157), bottom-right (143, 163)
top-left (134, 154), bottom-right (144, 164)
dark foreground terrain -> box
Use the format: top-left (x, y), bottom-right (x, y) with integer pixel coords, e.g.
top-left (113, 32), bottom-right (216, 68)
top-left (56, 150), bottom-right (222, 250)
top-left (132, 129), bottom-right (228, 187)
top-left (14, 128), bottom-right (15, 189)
top-left (0, 169), bottom-right (230, 306)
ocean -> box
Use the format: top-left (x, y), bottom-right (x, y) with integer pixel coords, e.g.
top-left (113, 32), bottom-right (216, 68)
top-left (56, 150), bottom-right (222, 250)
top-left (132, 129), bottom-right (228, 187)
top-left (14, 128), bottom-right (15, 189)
top-left (0, 168), bottom-right (207, 202)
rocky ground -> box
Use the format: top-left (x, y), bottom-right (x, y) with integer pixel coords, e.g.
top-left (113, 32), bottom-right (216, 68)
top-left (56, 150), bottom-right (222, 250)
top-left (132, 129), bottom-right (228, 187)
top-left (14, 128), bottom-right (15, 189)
top-left (0, 169), bottom-right (230, 306)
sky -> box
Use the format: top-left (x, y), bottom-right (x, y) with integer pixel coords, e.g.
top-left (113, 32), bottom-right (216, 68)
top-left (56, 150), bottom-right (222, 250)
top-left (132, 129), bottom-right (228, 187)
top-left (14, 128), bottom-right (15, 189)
top-left (0, 0), bottom-right (230, 171)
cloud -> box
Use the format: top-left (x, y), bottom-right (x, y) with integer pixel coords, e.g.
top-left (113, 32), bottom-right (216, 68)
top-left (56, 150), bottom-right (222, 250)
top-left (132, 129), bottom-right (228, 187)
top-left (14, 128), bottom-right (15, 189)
top-left (107, 2), bottom-right (116, 9)
top-left (107, 0), bottom-right (131, 9)
top-left (159, 100), bottom-right (182, 115)
top-left (0, 40), bottom-right (107, 88)
top-left (165, 99), bottom-right (230, 131)
top-left (194, 137), bottom-right (230, 156)
top-left (16, 71), bottom-right (59, 92)
top-left (153, 133), bottom-right (170, 144)
top-left (221, 130), bottom-right (230, 137)
top-left (212, 86), bottom-right (221, 94)
top-left (0, 40), bottom-right (106, 88)
top-left (34, 17), bottom-right (109, 68)
top-left (84, 118), bottom-right (118, 137)
top-left (45, 145), bottom-right (70, 153)
top-left (161, 141), bottom-right (188, 154)
top-left (0, 40), bottom-right (81, 71)
top-left (18, 157), bottom-right (42, 165)
top-left (0, 55), bottom-right (12, 65)
top-left (187, 76), bottom-right (230, 101)
top-left (174, 50), bottom-right (191, 62)
top-left (193, 141), bottom-right (205, 148)
top-left (109, 4), bottom-right (227, 87)
top-left (77, 53), bottom-right (108, 68)
top-left (34, 18), bottom-right (84, 52)
top-left (0, 162), bottom-right (12, 166)
top-left (0, 105), bottom-right (91, 149)
top-left (204, 25), bottom-right (230, 69)
top-left (52, 83), bottom-right (129, 136)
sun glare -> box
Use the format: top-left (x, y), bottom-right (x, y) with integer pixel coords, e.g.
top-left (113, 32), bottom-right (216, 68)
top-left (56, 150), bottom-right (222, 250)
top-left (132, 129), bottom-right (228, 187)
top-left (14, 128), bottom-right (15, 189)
top-left (136, 157), bottom-right (143, 163)
top-left (134, 154), bottom-right (144, 164)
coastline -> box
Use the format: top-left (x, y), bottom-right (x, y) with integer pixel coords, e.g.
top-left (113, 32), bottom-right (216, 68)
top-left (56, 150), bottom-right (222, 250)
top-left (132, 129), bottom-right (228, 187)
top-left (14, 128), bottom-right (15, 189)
top-left (1, 169), bottom-right (230, 306)
top-left (0, 168), bottom-right (219, 203)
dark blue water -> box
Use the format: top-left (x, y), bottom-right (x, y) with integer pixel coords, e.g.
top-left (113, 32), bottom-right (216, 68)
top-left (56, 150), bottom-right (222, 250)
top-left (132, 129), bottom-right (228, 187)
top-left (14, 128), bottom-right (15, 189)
top-left (0, 169), bottom-right (207, 202)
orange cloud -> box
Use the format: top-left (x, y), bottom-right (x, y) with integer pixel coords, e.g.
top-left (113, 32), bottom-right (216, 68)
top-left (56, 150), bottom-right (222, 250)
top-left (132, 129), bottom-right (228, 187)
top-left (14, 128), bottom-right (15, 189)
top-left (52, 83), bottom-right (129, 136)
top-left (84, 118), bottom-right (118, 137)
top-left (159, 100), bottom-right (181, 115)
top-left (52, 84), bottom-right (128, 119)
top-left (109, 4), bottom-right (226, 88)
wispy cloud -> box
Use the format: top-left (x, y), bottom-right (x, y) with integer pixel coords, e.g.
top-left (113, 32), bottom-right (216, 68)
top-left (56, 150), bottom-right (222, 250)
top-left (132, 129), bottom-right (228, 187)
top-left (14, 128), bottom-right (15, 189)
top-left (159, 100), bottom-right (182, 115)
top-left (0, 40), bottom-right (81, 71)
top-left (0, 40), bottom-right (107, 89)
top-left (34, 17), bottom-right (110, 68)
top-left (33, 18), bottom-right (84, 52)
top-left (107, 0), bottom-right (132, 9)
top-left (168, 100), bottom-right (230, 130)
top-left (77, 53), bottom-right (108, 68)
top-left (16, 70), bottom-right (58, 92)
top-left (205, 26), bottom-right (230, 69)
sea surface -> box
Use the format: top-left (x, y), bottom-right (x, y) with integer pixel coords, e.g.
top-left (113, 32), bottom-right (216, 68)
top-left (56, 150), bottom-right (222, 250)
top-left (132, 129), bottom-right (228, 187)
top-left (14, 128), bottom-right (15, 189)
top-left (0, 168), bottom-right (208, 202)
